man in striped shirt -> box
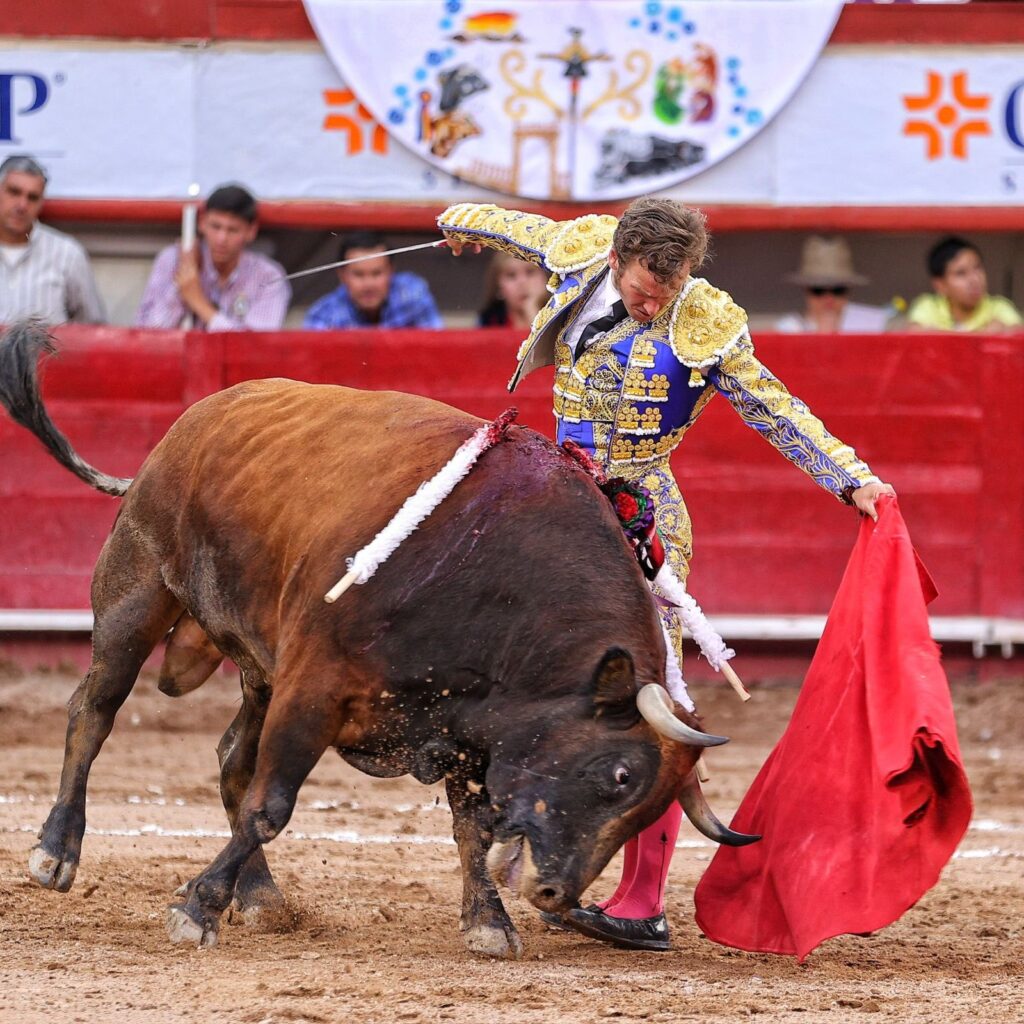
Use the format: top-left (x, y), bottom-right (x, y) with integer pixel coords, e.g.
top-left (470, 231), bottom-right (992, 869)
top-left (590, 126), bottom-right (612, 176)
top-left (0, 155), bottom-right (105, 326)
top-left (136, 184), bottom-right (290, 331)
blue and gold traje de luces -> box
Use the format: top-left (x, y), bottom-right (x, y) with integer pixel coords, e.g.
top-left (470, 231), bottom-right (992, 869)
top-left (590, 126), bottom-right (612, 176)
top-left (438, 202), bottom-right (880, 585)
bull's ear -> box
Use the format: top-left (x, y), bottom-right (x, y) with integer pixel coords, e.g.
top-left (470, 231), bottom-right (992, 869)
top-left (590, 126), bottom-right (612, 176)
top-left (592, 647), bottom-right (638, 713)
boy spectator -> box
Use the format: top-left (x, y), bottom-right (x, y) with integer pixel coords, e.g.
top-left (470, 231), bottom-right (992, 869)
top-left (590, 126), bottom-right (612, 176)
top-left (0, 154), bottom-right (105, 325)
top-left (906, 236), bottom-right (1022, 332)
top-left (304, 231), bottom-right (443, 329)
top-left (136, 184), bottom-right (289, 330)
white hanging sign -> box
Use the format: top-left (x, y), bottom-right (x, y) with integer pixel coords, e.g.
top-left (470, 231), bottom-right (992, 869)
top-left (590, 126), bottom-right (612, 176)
top-left (303, 0), bottom-right (843, 201)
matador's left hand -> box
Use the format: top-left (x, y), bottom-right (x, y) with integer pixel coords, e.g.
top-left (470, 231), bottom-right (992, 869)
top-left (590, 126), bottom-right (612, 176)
top-left (851, 481), bottom-right (897, 521)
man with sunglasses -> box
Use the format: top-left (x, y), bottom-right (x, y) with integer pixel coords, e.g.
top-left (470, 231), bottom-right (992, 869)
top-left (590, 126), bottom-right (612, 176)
top-left (776, 236), bottom-right (889, 334)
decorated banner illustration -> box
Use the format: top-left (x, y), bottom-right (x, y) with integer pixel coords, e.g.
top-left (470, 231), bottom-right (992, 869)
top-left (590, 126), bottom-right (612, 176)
top-left (304, 0), bottom-right (843, 201)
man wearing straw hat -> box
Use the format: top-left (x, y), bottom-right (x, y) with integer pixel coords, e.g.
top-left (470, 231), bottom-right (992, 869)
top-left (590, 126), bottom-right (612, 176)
top-left (775, 235), bottom-right (890, 334)
top-left (440, 197), bottom-right (895, 951)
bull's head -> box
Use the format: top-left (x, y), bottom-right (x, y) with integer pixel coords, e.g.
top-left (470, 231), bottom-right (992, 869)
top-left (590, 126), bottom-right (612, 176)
top-left (485, 648), bottom-right (757, 913)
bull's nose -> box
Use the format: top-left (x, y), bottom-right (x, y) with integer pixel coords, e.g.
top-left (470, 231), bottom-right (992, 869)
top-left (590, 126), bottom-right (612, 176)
top-left (526, 879), bottom-right (571, 913)
top-left (537, 882), bottom-right (565, 904)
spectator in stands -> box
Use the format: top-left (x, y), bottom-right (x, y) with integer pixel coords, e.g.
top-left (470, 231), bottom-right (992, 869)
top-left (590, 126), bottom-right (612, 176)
top-left (775, 236), bottom-right (889, 334)
top-left (303, 231), bottom-right (443, 329)
top-left (135, 183), bottom-right (289, 330)
top-left (0, 154), bottom-right (105, 325)
top-left (478, 250), bottom-right (550, 329)
top-left (905, 236), bottom-right (1022, 333)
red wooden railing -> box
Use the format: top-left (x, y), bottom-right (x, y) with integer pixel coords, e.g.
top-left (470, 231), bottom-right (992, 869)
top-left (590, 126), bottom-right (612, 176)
top-left (2, 327), bottom-right (1022, 622)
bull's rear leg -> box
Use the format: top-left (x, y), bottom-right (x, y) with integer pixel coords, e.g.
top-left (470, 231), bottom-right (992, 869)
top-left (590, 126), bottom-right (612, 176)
top-left (445, 775), bottom-right (522, 960)
top-left (29, 560), bottom-right (181, 891)
top-left (167, 685), bottom-right (339, 947)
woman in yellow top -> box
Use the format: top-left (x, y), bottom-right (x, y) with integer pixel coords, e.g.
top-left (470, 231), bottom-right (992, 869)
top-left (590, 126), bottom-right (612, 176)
top-left (906, 236), bottom-right (1023, 332)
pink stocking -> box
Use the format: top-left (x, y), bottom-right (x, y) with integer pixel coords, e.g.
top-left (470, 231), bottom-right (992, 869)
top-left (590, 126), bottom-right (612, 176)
top-left (600, 802), bottom-right (683, 920)
top-left (596, 835), bottom-right (639, 912)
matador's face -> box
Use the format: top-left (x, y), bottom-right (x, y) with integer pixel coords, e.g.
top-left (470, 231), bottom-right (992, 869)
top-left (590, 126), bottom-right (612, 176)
top-left (608, 250), bottom-right (688, 324)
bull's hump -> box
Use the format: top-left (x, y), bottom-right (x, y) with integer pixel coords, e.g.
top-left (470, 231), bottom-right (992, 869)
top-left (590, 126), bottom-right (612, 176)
top-left (136, 381), bottom-right (505, 557)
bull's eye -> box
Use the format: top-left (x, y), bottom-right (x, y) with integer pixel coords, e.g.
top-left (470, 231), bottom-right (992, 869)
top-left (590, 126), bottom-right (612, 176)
top-left (613, 765), bottom-right (631, 786)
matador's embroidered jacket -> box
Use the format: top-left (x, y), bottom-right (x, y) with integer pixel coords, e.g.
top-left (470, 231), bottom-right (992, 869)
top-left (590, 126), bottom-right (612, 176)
top-left (438, 203), bottom-right (878, 590)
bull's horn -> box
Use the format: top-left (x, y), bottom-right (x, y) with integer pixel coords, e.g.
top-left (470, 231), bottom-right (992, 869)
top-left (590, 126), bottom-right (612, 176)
top-left (679, 771), bottom-right (761, 847)
top-left (636, 683), bottom-right (729, 748)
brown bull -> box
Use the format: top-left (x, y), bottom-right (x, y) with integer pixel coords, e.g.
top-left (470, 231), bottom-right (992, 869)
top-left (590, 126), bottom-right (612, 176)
top-left (1, 322), bottom-right (753, 959)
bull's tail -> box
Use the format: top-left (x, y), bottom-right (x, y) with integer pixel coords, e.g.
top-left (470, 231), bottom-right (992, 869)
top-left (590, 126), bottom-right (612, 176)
top-left (0, 320), bottom-right (132, 497)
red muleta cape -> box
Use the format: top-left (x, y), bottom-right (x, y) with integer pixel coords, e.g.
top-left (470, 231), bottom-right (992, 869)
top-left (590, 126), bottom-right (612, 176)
top-left (693, 497), bottom-right (972, 961)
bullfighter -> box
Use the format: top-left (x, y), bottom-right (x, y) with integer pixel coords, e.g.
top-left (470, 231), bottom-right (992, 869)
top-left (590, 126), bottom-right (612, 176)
top-left (440, 197), bottom-right (895, 951)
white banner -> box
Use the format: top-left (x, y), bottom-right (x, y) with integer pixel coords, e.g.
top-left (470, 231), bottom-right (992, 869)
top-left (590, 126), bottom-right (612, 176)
top-left (304, 0), bottom-right (842, 201)
top-left (1, 42), bottom-right (1023, 206)
top-left (774, 53), bottom-right (1024, 205)
top-left (0, 48), bottom-right (194, 195)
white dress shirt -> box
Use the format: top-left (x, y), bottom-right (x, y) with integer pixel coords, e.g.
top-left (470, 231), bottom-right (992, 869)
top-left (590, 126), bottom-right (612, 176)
top-left (0, 222), bottom-right (105, 325)
top-left (562, 269), bottom-right (625, 360)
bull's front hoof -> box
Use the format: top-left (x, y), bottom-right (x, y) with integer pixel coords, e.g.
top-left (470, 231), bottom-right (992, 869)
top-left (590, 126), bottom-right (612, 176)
top-left (463, 923), bottom-right (523, 960)
top-left (166, 904), bottom-right (219, 948)
top-left (28, 844), bottom-right (78, 892)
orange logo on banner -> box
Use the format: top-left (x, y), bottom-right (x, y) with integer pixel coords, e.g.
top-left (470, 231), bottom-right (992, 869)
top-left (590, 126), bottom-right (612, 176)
top-left (902, 71), bottom-right (991, 160)
top-left (323, 89), bottom-right (389, 155)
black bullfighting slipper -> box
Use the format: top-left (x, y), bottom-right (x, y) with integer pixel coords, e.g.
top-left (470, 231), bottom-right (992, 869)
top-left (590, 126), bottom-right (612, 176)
top-left (539, 903), bottom-right (599, 931)
top-left (564, 905), bottom-right (672, 952)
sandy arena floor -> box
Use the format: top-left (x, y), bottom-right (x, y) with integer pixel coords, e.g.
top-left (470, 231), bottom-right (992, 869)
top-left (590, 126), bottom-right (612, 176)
top-left (0, 668), bottom-right (1020, 1024)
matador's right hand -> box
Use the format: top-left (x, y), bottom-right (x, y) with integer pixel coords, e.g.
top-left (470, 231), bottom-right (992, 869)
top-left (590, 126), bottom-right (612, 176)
top-left (443, 238), bottom-right (482, 257)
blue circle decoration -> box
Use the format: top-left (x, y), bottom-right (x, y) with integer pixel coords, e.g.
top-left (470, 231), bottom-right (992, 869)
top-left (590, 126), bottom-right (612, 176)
top-left (440, 17), bottom-right (452, 30)
top-left (732, 105), bottom-right (743, 115)
top-left (646, 1), bottom-right (662, 14)
top-left (666, 31), bottom-right (677, 41)
top-left (445, 0), bottom-right (461, 12)
top-left (727, 125), bottom-right (741, 138)
top-left (746, 109), bottom-right (762, 125)
top-left (388, 109), bottom-right (405, 125)
top-left (426, 50), bottom-right (444, 66)
top-left (683, 21), bottom-right (695, 34)
top-left (414, 68), bottom-right (427, 82)
top-left (727, 57), bottom-right (741, 71)
top-left (629, 16), bottom-right (642, 27)
top-left (394, 84), bottom-right (408, 97)
top-left (736, 85), bottom-right (747, 98)
top-left (667, 7), bottom-right (682, 21)
top-left (649, 20), bottom-right (660, 32)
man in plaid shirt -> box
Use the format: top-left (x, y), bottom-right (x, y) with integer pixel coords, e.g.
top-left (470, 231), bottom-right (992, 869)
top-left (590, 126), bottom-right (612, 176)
top-left (136, 184), bottom-right (289, 331)
top-left (304, 231), bottom-right (443, 329)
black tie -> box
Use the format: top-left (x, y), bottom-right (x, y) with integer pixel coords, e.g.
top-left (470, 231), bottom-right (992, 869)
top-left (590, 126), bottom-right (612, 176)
top-left (575, 300), bottom-right (627, 360)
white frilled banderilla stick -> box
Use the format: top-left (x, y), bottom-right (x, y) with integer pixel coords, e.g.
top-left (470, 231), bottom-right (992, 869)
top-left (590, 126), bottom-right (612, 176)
top-left (323, 415), bottom-right (749, 707)
top-left (559, 440), bottom-right (749, 704)
top-left (324, 408), bottom-right (519, 604)
top-left (653, 563), bottom-right (751, 703)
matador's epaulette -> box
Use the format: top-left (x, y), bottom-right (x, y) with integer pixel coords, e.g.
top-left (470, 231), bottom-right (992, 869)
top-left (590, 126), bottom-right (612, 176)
top-left (668, 278), bottom-right (749, 384)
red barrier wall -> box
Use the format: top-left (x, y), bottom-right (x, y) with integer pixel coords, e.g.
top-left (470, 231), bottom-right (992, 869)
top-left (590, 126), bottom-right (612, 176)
top-left (2, 327), bottom-right (1022, 619)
